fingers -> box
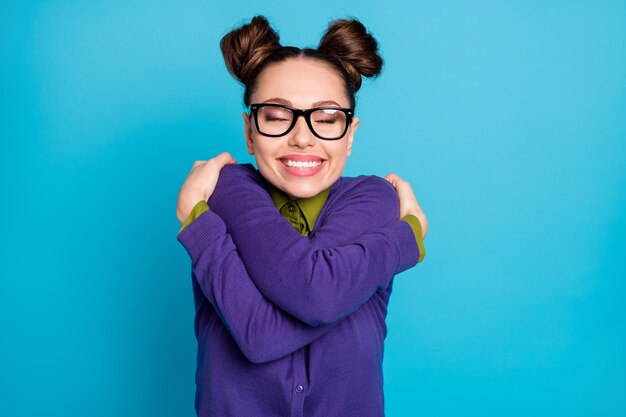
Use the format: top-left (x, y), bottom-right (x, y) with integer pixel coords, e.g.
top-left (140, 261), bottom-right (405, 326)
top-left (384, 173), bottom-right (409, 191)
top-left (385, 172), bottom-right (420, 204)
top-left (214, 151), bottom-right (238, 166)
top-left (192, 152), bottom-right (238, 172)
top-left (384, 172), bottom-right (404, 182)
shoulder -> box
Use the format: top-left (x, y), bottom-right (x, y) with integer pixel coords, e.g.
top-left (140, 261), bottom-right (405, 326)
top-left (217, 163), bottom-right (266, 188)
top-left (211, 163), bottom-right (268, 207)
top-left (336, 174), bottom-right (399, 204)
top-left (326, 174), bottom-right (400, 220)
top-left (219, 162), bottom-right (258, 179)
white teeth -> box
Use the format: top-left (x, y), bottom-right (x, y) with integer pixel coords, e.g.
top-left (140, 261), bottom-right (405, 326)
top-left (283, 159), bottom-right (322, 168)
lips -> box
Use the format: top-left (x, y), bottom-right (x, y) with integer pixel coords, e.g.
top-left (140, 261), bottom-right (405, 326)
top-left (278, 154), bottom-right (326, 162)
top-left (277, 154), bottom-right (326, 177)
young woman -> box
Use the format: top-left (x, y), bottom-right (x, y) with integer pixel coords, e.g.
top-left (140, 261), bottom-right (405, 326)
top-left (175, 15), bottom-right (428, 417)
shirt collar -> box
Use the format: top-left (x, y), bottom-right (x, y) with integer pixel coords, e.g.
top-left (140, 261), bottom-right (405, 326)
top-left (264, 180), bottom-right (331, 232)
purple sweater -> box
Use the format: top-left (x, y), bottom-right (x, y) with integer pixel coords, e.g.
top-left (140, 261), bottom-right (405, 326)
top-left (177, 163), bottom-right (420, 417)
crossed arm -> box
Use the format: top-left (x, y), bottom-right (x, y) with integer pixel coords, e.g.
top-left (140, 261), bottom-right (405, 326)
top-left (205, 164), bottom-right (423, 326)
top-left (177, 164), bottom-right (423, 363)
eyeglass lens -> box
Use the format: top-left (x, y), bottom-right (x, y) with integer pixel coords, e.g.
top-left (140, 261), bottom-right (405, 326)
top-left (256, 106), bottom-right (347, 139)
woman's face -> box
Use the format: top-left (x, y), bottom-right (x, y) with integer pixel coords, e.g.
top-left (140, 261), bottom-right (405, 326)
top-left (242, 57), bottom-right (359, 200)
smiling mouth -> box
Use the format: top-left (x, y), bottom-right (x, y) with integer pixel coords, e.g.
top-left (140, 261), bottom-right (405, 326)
top-left (279, 159), bottom-right (325, 169)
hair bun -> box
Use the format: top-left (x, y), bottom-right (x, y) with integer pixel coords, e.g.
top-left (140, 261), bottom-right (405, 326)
top-left (220, 15), bottom-right (282, 86)
top-left (317, 18), bottom-right (384, 91)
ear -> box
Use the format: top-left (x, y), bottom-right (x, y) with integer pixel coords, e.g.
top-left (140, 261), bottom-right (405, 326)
top-left (346, 116), bottom-right (359, 158)
top-left (242, 111), bottom-right (254, 155)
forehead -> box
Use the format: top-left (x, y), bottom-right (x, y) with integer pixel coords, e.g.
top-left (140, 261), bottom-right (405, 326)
top-left (253, 58), bottom-right (348, 108)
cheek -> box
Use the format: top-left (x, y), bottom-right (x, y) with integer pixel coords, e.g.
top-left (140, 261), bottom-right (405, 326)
top-left (252, 139), bottom-right (276, 159)
top-left (327, 143), bottom-right (349, 163)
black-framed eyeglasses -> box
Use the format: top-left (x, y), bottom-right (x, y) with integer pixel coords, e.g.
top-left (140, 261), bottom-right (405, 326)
top-left (249, 103), bottom-right (354, 140)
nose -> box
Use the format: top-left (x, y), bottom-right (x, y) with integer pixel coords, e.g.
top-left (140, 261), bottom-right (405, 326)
top-left (287, 114), bottom-right (316, 148)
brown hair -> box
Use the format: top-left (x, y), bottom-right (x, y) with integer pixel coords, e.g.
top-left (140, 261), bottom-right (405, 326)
top-left (219, 15), bottom-right (384, 110)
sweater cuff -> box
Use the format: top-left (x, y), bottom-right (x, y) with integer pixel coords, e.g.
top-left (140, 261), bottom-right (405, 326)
top-left (178, 200), bottom-right (210, 234)
top-left (177, 208), bottom-right (226, 265)
top-left (387, 219), bottom-right (420, 274)
top-left (401, 214), bottom-right (426, 263)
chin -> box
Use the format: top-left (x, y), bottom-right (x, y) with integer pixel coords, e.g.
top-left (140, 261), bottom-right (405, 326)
top-left (292, 189), bottom-right (322, 199)
top-left (279, 185), bottom-right (315, 200)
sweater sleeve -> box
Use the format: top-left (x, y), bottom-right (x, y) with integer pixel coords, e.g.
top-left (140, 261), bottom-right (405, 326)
top-left (177, 209), bottom-right (339, 364)
top-left (206, 164), bottom-right (422, 327)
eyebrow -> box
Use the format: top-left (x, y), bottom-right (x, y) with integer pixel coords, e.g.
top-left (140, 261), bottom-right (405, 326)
top-left (261, 97), bottom-right (342, 107)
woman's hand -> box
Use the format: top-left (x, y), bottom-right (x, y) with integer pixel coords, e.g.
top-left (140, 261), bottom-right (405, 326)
top-left (384, 173), bottom-right (428, 239)
top-left (176, 151), bottom-right (237, 224)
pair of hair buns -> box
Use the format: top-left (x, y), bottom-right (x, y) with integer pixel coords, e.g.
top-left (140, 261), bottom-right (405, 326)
top-left (220, 15), bottom-right (383, 92)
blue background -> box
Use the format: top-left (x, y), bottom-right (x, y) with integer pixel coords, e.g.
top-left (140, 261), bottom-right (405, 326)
top-left (2, 1), bottom-right (625, 416)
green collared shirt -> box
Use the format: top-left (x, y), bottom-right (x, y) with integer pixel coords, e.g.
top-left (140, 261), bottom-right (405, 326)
top-left (264, 181), bottom-right (330, 236)
top-left (178, 180), bottom-right (425, 262)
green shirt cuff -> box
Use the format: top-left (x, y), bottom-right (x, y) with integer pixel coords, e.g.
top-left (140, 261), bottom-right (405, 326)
top-left (401, 214), bottom-right (426, 263)
top-left (178, 200), bottom-right (210, 234)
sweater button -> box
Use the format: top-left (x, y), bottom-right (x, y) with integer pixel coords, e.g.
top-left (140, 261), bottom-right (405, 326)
top-left (295, 385), bottom-right (303, 393)
top-left (287, 204), bottom-right (295, 213)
